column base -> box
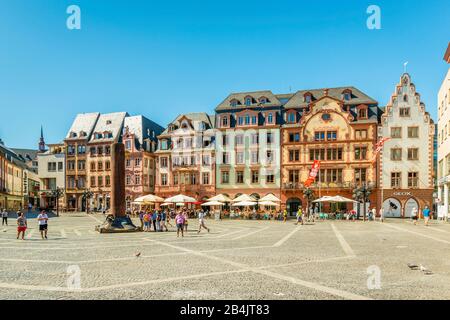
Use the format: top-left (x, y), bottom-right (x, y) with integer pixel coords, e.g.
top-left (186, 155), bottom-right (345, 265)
top-left (95, 215), bottom-right (141, 233)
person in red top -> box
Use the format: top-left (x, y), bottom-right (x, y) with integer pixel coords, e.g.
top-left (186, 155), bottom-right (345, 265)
top-left (175, 212), bottom-right (185, 238)
top-left (16, 212), bottom-right (27, 240)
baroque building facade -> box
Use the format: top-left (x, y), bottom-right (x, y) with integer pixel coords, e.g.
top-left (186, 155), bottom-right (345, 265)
top-left (214, 92), bottom-right (282, 201)
top-left (281, 88), bottom-right (381, 215)
top-left (155, 113), bottom-right (216, 202)
top-left (379, 73), bottom-right (435, 217)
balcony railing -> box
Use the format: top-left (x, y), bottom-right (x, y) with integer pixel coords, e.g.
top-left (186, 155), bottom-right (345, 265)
top-left (283, 181), bottom-right (376, 190)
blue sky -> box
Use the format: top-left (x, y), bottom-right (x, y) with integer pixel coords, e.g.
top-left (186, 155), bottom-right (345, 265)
top-left (1, 0), bottom-right (449, 149)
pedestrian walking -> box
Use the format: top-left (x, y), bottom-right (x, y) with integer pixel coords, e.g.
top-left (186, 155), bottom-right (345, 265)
top-left (295, 207), bottom-right (303, 225)
top-left (166, 209), bottom-right (174, 228)
top-left (197, 210), bottom-right (210, 234)
top-left (423, 206), bottom-right (431, 226)
top-left (139, 211), bottom-right (144, 229)
top-left (371, 207), bottom-right (376, 221)
top-left (156, 210), bottom-right (162, 232)
top-left (160, 210), bottom-right (168, 232)
top-left (183, 211), bottom-right (189, 233)
top-left (143, 212), bottom-right (151, 232)
top-left (152, 210), bottom-right (158, 232)
top-left (37, 210), bottom-right (49, 239)
top-left (379, 207), bottom-right (385, 223)
top-left (283, 209), bottom-right (288, 223)
top-left (16, 212), bottom-right (27, 240)
top-left (175, 211), bottom-right (185, 238)
top-left (411, 207), bottom-right (418, 225)
top-left (1, 209), bottom-right (8, 226)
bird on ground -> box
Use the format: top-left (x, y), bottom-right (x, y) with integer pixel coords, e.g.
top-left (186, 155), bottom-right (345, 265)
top-left (135, 252), bottom-right (141, 258)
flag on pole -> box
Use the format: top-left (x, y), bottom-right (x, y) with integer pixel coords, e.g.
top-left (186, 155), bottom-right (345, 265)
top-left (304, 160), bottom-right (321, 187)
top-left (372, 137), bottom-right (391, 162)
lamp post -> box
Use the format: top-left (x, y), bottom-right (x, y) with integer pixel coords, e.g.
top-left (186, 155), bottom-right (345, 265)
top-left (50, 187), bottom-right (64, 217)
top-left (82, 189), bottom-right (93, 214)
top-left (353, 183), bottom-right (373, 221)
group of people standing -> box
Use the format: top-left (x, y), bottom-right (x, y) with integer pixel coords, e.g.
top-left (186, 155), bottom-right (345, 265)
top-left (137, 208), bottom-right (210, 237)
top-left (1, 209), bottom-right (50, 240)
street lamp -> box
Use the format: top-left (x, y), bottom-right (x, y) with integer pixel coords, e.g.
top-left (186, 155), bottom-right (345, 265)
top-left (353, 182), bottom-right (373, 221)
top-left (50, 187), bottom-right (64, 217)
top-left (82, 189), bottom-right (93, 214)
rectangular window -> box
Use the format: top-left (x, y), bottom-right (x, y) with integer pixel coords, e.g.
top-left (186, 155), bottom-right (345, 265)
top-left (400, 108), bottom-right (411, 117)
top-left (202, 172), bottom-right (209, 185)
top-left (222, 152), bottom-right (230, 164)
top-left (355, 168), bottom-right (367, 185)
top-left (355, 129), bottom-right (368, 139)
top-left (391, 127), bottom-right (402, 138)
top-left (267, 132), bottom-right (274, 144)
top-left (327, 148), bottom-right (343, 161)
top-left (161, 174), bottom-right (167, 186)
top-left (97, 161), bottom-right (103, 171)
top-left (105, 176), bottom-right (111, 186)
top-left (235, 135), bottom-right (244, 145)
top-left (407, 127), bottom-right (419, 138)
top-left (407, 148), bottom-right (419, 160)
top-left (391, 172), bottom-right (401, 188)
top-left (310, 149), bottom-right (325, 161)
top-left (90, 176), bottom-right (96, 187)
top-left (173, 174), bottom-right (178, 185)
top-left (289, 149), bottom-right (300, 162)
top-left (58, 162), bottom-right (63, 171)
top-left (251, 134), bottom-right (259, 145)
top-left (391, 148), bottom-right (402, 161)
top-left (314, 131), bottom-right (325, 141)
top-left (289, 132), bottom-right (300, 143)
top-left (354, 147), bottom-right (367, 160)
top-left (125, 141), bottom-right (131, 150)
top-left (236, 171), bottom-right (244, 184)
top-left (98, 176), bottom-right (103, 187)
top-left (78, 161), bottom-right (86, 171)
top-left (251, 151), bottom-right (259, 164)
top-left (161, 157), bottom-right (168, 168)
top-left (135, 158), bottom-right (141, 166)
top-left (289, 170), bottom-right (299, 183)
top-left (266, 150), bottom-right (274, 163)
top-left (408, 172), bottom-right (418, 188)
top-left (266, 173), bottom-right (275, 183)
top-left (327, 131), bottom-right (337, 141)
top-left (251, 170), bottom-right (259, 184)
top-left (221, 171), bottom-right (229, 184)
top-left (236, 152), bottom-right (244, 164)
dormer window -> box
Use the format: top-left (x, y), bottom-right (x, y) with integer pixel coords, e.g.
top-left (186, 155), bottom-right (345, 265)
top-left (342, 89), bottom-right (352, 101)
top-left (106, 120), bottom-right (112, 125)
top-left (69, 132), bottom-right (77, 138)
top-left (95, 133), bottom-right (103, 139)
top-left (259, 97), bottom-right (268, 104)
top-left (287, 112), bottom-right (296, 124)
top-left (230, 99), bottom-right (238, 107)
top-left (267, 113), bottom-right (274, 124)
top-left (245, 97), bottom-right (252, 106)
top-left (304, 93), bottom-right (312, 103)
top-left (79, 131), bottom-right (86, 137)
top-left (357, 107), bottom-right (368, 119)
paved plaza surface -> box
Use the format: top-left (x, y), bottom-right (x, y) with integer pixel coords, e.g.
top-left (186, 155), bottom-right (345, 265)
top-left (1, 213), bottom-right (450, 300)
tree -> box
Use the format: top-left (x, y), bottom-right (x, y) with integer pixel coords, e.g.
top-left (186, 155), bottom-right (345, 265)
top-left (352, 183), bottom-right (373, 221)
top-left (302, 188), bottom-right (316, 215)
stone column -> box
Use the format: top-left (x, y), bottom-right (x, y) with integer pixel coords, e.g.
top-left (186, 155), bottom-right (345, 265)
top-left (111, 142), bottom-right (126, 217)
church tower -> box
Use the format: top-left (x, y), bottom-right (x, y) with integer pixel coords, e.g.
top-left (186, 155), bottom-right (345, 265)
top-left (38, 125), bottom-right (46, 152)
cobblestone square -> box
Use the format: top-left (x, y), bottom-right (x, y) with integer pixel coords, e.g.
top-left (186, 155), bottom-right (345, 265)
top-left (1, 214), bottom-right (450, 300)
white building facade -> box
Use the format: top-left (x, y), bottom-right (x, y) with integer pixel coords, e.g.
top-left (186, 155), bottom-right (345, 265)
top-left (437, 43), bottom-right (450, 220)
top-left (379, 73), bottom-right (435, 218)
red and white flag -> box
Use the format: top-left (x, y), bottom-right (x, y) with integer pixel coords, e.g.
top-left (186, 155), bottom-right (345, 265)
top-left (372, 137), bottom-right (391, 162)
top-left (304, 160), bottom-right (321, 187)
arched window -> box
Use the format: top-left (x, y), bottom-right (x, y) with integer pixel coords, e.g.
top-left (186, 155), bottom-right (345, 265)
top-left (268, 113), bottom-right (273, 123)
top-left (245, 114), bottom-right (250, 125)
top-left (230, 99), bottom-right (238, 107)
top-left (245, 97), bottom-right (252, 106)
top-left (288, 113), bottom-right (296, 123)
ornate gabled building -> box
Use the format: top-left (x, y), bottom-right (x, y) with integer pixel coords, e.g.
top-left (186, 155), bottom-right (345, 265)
top-left (64, 112), bottom-right (100, 211)
top-left (380, 73), bottom-right (435, 217)
top-left (123, 115), bottom-right (164, 210)
top-left (215, 91), bottom-right (283, 201)
top-left (87, 112), bottom-right (128, 211)
top-left (281, 87), bottom-right (381, 216)
top-left (155, 113), bottom-right (216, 202)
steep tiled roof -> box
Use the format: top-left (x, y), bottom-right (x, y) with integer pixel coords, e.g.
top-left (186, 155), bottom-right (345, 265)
top-left (283, 86), bottom-right (378, 109)
top-left (215, 90), bottom-right (283, 111)
top-left (89, 112), bottom-right (128, 143)
top-left (65, 113), bottom-right (100, 140)
top-left (160, 112), bottom-right (214, 135)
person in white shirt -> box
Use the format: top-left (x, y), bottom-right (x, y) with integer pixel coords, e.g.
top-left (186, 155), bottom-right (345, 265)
top-left (411, 207), bottom-right (418, 225)
top-left (37, 211), bottom-right (49, 239)
top-left (379, 208), bottom-right (384, 223)
top-left (197, 210), bottom-right (210, 234)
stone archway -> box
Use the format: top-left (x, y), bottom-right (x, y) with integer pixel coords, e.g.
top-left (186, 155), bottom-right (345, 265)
top-left (404, 198), bottom-right (419, 218)
top-left (383, 198), bottom-right (402, 218)
top-left (286, 197), bottom-right (302, 217)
